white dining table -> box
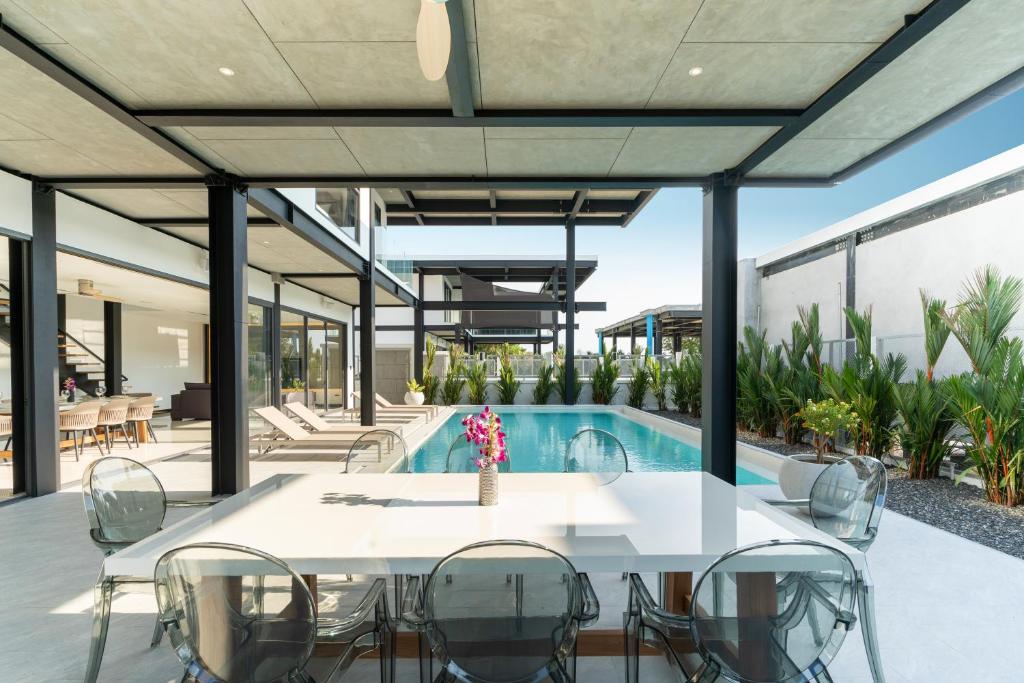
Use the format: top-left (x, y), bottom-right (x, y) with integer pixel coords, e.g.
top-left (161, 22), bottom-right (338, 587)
top-left (100, 472), bottom-right (885, 682)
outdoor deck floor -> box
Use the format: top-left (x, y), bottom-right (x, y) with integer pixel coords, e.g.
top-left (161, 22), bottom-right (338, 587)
top-left (2, 421), bottom-right (1022, 682)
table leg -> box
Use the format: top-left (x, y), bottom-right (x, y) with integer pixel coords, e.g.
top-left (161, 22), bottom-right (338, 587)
top-left (302, 575), bottom-right (318, 617)
top-left (84, 573), bottom-right (114, 683)
top-left (662, 572), bottom-right (692, 613)
top-left (858, 572), bottom-right (886, 683)
top-left (737, 572), bottom-right (776, 678)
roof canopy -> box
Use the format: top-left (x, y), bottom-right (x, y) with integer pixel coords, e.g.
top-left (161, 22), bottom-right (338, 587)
top-left (599, 305), bottom-right (703, 340)
top-left (415, 257), bottom-right (597, 295)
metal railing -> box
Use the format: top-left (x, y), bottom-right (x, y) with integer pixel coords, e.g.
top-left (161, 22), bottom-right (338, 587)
top-left (458, 353), bottom-right (673, 379)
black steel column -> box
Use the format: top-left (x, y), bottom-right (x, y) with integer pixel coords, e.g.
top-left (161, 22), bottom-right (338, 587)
top-left (271, 281), bottom-right (282, 408)
top-left (654, 319), bottom-right (663, 356)
top-left (208, 182), bottom-right (249, 495)
top-left (673, 334), bottom-right (681, 353)
top-left (630, 328), bottom-right (636, 354)
top-left (564, 222), bottom-right (577, 405)
top-left (359, 226), bottom-right (376, 426)
top-left (11, 185), bottom-right (59, 496)
top-left (845, 234), bottom-right (856, 360)
top-left (103, 301), bottom-right (123, 395)
top-left (701, 174), bottom-right (738, 484)
top-left (414, 272), bottom-right (425, 384)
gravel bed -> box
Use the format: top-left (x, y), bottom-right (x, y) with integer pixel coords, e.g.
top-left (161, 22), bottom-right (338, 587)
top-left (647, 409), bottom-right (1024, 559)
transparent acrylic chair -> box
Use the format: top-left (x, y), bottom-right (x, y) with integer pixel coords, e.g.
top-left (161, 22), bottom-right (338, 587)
top-left (344, 429), bottom-right (408, 473)
top-left (82, 456), bottom-right (217, 683)
top-left (154, 542), bottom-right (394, 683)
top-left (767, 456), bottom-right (888, 551)
top-left (402, 540), bottom-right (599, 683)
top-left (444, 435), bottom-right (511, 473)
top-left (564, 428), bottom-right (629, 483)
top-left (625, 540), bottom-right (858, 683)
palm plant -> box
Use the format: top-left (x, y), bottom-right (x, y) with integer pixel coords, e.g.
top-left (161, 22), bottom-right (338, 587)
top-left (465, 361), bottom-right (489, 404)
top-left (678, 348), bottom-right (702, 416)
top-left (553, 356), bottom-right (583, 404)
top-left (647, 357), bottom-right (668, 411)
top-left (422, 338), bottom-right (440, 405)
top-left (769, 318), bottom-right (822, 444)
top-left (625, 359), bottom-right (650, 409)
top-left (922, 292), bottom-right (951, 381)
top-left (441, 346), bottom-right (466, 405)
top-left (798, 303), bottom-right (824, 375)
top-left (737, 326), bottom-right (783, 438)
top-left (590, 350), bottom-right (621, 405)
top-left (495, 343), bottom-right (521, 404)
top-left (532, 362), bottom-right (555, 405)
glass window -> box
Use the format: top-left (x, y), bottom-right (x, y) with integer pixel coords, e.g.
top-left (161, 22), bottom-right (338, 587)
top-left (326, 322), bottom-right (346, 411)
top-left (280, 311), bottom-right (305, 406)
top-left (246, 304), bottom-right (271, 408)
top-left (306, 319), bottom-right (327, 412)
top-left (315, 188), bottom-right (359, 241)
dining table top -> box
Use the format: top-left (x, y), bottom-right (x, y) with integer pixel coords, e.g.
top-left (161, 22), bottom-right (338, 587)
top-left (0, 394), bottom-right (160, 415)
top-left (104, 472), bottom-right (867, 579)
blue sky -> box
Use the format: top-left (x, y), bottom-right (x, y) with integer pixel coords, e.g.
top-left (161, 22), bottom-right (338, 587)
top-left (386, 89), bottom-right (1024, 352)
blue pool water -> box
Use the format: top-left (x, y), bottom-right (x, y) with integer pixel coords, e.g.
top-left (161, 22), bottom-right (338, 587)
top-left (410, 410), bottom-right (774, 485)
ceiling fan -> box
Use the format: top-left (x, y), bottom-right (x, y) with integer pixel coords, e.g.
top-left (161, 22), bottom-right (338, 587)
top-left (77, 279), bottom-right (123, 303)
top-left (417, 0), bottom-right (451, 81)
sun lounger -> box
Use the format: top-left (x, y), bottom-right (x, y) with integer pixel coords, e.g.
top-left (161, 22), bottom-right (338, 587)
top-left (350, 391), bottom-right (440, 418)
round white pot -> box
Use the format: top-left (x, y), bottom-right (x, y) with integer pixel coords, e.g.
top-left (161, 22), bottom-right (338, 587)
top-left (777, 454), bottom-right (842, 500)
top-left (404, 391), bottom-right (425, 406)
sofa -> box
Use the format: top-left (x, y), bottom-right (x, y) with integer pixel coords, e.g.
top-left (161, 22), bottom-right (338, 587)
top-left (170, 382), bottom-right (212, 421)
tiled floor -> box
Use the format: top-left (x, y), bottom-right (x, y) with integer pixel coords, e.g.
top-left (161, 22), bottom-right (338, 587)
top-left (2, 414), bottom-right (1023, 681)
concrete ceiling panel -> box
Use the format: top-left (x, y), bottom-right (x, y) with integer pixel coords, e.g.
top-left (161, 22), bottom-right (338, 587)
top-left (749, 138), bottom-right (889, 177)
top-left (650, 42), bottom-right (875, 109)
top-left (475, 0), bottom-right (702, 107)
top-left (0, 0), bottom-right (64, 44)
top-left (0, 140), bottom-right (113, 174)
top-left (485, 138), bottom-right (625, 176)
top-left (0, 113), bottom-right (47, 140)
top-left (336, 127), bottom-right (486, 175)
top-left (16, 0), bottom-right (315, 107)
top-left (200, 139), bottom-right (366, 175)
top-left (610, 127), bottom-right (777, 175)
top-left (684, 0), bottom-right (930, 43)
top-left (67, 189), bottom-right (206, 218)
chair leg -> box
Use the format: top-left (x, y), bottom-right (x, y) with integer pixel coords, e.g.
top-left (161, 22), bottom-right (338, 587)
top-left (147, 420), bottom-right (158, 443)
top-left (131, 422), bottom-right (140, 447)
top-left (150, 612), bottom-right (165, 647)
top-left (73, 431), bottom-right (81, 461)
top-left (858, 574), bottom-right (886, 683)
top-left (121, 424), bottom-right (134, 449)
top-left (514, 574), bottom-right (524, 618)
top-left (91, 428), bottom-right (104, 454)
top-left (103, 425), bottom-right (111, 454)
top-left (85, 573), bottom-right (114, 683)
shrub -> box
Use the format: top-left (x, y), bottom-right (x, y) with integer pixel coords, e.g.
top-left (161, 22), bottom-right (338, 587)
top-left (423, 338), bottom-right (440, 405)
top-left (590, 351), bottom-right (621, 404)
top-left (769, 305), bottom-right (823, 444)
top-left (441, 346), bottom-right (466, 405)
top-left (465, 361), bottom-right (488, 404)
top-left (554, 356), bottom-right (583, 404)
top-left (898, 372), bottom-right (956, 479)
top-left (737, 326), bottom-right (783, 437)
top-left (533, 362), bottom-right (555, 405)
top-left (495, 343), bottom-right (521, 404)
top-left (647, 357), bottom-right (668, 411)
top-left (798, 398), bottom-right (860, 464)
top-left (625, 359), bottom-right (650, 409)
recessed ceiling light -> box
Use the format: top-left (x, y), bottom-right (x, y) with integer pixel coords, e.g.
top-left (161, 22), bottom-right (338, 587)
top-left (688, 66), bottom-right (703, 77)
top-left (218, 66), bottom-right (235, 77)
top-left (263, 240), bottom-right (270, 245)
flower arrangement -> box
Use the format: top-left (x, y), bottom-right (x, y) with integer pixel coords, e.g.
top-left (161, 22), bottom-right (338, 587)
top-left (461, 406), bottom-right (507, 470)
top-left (62, 377), bottom-right (76, 395)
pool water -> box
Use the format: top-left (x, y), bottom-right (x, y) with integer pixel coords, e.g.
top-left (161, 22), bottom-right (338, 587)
top-left (409, 410), bottom-right (774, 485)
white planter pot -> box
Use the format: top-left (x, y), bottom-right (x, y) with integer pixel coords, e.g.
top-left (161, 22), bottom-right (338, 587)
top-left (777, 454), bottom-right (842, 500)
top-left (404, 391), bottom-right (425, 406)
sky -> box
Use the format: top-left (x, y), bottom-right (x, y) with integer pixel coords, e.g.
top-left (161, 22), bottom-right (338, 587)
top-left (385, 89), bottom-right (1024, 353)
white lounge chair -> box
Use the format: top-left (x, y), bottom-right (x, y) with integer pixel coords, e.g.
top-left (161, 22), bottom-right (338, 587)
top-left (284, 401), bottom-right (413, 433)
top-left (252, 406), bottom-right (399, 448)
top-left (350, 391), bottom-right (440, 418)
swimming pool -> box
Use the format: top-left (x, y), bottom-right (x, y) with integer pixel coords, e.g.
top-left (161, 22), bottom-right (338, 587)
top-left (409, 408), bottom-right (774, 485)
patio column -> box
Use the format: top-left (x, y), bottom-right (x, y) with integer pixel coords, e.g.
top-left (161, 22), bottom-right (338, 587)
top-left (655, 319), bottom-right (663, 357)
top-left (414, 272), bottom-right (424, 384)
top-left (645, 314), bottom-right (654, 356)
top-left (550, 266), bottom-right (559, 351)
top-left (564, 221), bottom-right (576, 405)
top-left (9, 184), bottom-right (59, 496)
top-left (701, 174), bottom-right (738, 484)
top-left (103, 301), bottom-right (123, 396)
top-left (673, 334), bottom-right (681, 353)
top-left (597, 331), bottom-right (604, 354)
top-left (359, 231), bottom-right (376, 426)
top-left (271, 279), bottom-right (282, 408)
top-left (208, 181), bottom-right (249, 495)
top-left (630, 327), bottom-right (636, 354)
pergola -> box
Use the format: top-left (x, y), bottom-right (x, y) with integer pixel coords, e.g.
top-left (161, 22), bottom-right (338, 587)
top-left (598, 305), bottom-right (702, 354)
top-left (0, 0), bottom-right (1019, 496)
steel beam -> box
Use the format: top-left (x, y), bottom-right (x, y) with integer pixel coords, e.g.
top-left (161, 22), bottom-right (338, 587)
top-left (421, 300), bottom-right (605, 312)
top-left (9, 187), bottom-right (59, 496)
top-left (701, 174), bottom-right (738, 485)
top-left (564, 221), bottom-right (577, 405)
top-left (731, 0), bottom-right (971, 176)
top-left (445, 0), bottom-right (475, 117)
top-left (208, 183), bottom-right (249, 495)
top-left (385, 198), bottom-right (634, 215)
top-left (134, 109), bottom-right (800, 128)
top-left (388, 215), bottom-right (623, 227)
top-left (102, 301), bottom-right (123, 395)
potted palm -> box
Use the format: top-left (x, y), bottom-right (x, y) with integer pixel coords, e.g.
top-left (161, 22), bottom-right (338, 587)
top-left (404, 379), bottom-right (425, 406)
top-left (778, 398), bottom-right (859, 499)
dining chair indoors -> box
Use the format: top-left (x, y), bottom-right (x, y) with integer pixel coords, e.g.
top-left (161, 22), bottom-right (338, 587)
top-left (154, 542), bottom-right (395, 683)
top-left (82, 457), bottom-right (217, 683)
top-left (767, 456), bottom-right (888, 551)
top-left (402, 540), bottom-right (599, 682)
top-left (96, 397), bottom-right (133, 453)
top-left (345, 428), bottom-right (409, 473)
top-left (60, 399), bottom-right (103, 460)
top-left (625, 539), bottom-right (858, 683)
top-left (444, 434), bottom-right (511, 473)
top-left (125, 395), bottom-right (158, 445)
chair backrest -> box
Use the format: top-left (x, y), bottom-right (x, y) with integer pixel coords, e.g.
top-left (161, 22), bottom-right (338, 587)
top-left (0, 413), bottom-right (12, 436)
top-left (82, 456), bottom-right (167, 546)
top-left (283, 401), bottom-right (331, 431)
top-left (345, 429), bottom-right (408, 473)
top-left (126, 395), bottom-right (156, 421)
top-left (374, 392), bottom-right (396, 408)
top-left (445, 434), bottom-right (511, 473)
top-left (154, 542), bottom-right (316, 683)
top-left (690, 540), bottom-right (857, 683)
top-left (60, 400), bottom-right (103, 429)
top-left (564, 428), bottom-right (628, 484)
top-left (253, 406), bottom-right (310, 441)
top-left (809, 456), bottom-right (887, 551)
top-left (423, 540), bottom-right (583, 681)
top-left (97, 398), bottom-right (131, 425)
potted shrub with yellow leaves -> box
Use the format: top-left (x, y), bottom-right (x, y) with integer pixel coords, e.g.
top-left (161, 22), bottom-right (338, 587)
top-left (778, 398), bottom-right (859, 499)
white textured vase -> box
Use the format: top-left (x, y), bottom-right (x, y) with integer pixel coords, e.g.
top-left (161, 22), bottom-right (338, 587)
top-left (404, 391), bottom-right (425, 406)
top-left (478, 463), bottom-right (499, 506)
top-left (778, 454), bottom-right (842, 500)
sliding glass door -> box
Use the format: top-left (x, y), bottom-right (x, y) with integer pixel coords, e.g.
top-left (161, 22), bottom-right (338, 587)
top-left (306, 320), bottom-right (327, 411)
top-left (326, 322), bottom-right (346, 411)
top-left (280, 311), bottom-right (305, 407)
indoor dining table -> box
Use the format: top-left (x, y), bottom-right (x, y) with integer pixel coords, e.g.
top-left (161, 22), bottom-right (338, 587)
top-left (97, 472), bottom-right (885, 682)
